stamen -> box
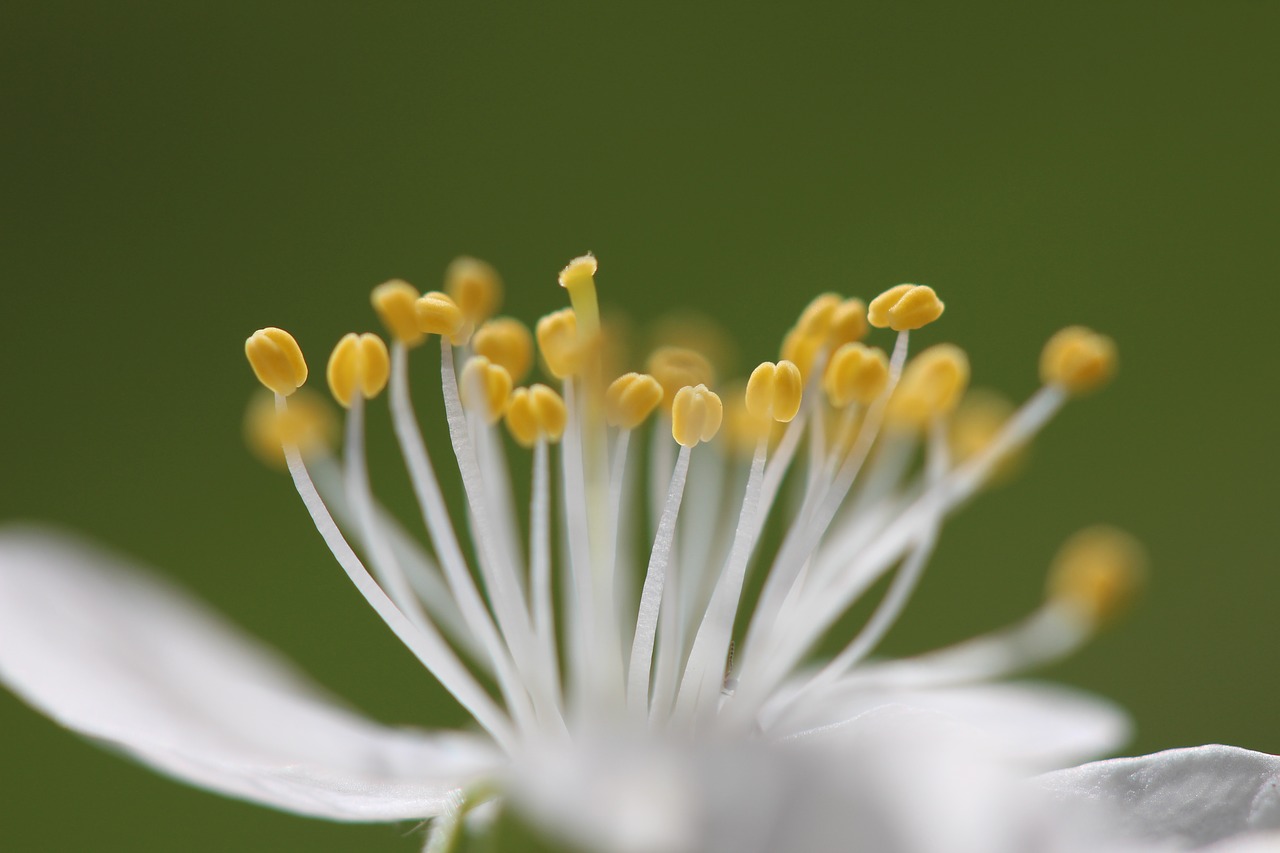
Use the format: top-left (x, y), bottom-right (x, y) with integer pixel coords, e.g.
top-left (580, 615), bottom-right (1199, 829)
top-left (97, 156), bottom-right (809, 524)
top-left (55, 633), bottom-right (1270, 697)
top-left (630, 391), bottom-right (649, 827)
top-left (243, 388), bottom-right (336, 469)
top-left (745, 360), bottom-right (803, 424)
top-left (445, 256), bottom-right (503, 326)
top-left (460, 356), bottom-right (514, 425)
top-left (536, 309), bottom-right (584, 379)
top-left (823, 343), bottom-right (890, 410)
top-left (647, 347), bottom-right (715, 412)
top-left (275, 392), bottom-right (518, 751)
top-left (371, 279), bottom-right (425, 347)
top-left (1040, 325), bottom-right (1117, 396)
top-left (245, 327), bottom-right (308, 397)
top-left (473, 318), bottom-right (534, 384)
top-left (867, 283), bottom-right (945, 331)
top-left (1046, 525), bottom-right (1146, 628)
top-left (326, 332), bottom-right (390, 409)
top-left (417, 291), bottom-right (471, 345)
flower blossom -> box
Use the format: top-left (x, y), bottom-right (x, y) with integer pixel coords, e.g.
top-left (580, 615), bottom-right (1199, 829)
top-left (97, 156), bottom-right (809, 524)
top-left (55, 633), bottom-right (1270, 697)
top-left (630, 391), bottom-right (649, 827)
top-left (2, 254), bottom-right (1277, 851)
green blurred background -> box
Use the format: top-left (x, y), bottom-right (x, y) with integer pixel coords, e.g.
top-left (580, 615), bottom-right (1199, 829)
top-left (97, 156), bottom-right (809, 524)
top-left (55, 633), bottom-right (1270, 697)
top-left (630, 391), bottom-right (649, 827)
top-left (2, 1), bottom-right (1277, 850)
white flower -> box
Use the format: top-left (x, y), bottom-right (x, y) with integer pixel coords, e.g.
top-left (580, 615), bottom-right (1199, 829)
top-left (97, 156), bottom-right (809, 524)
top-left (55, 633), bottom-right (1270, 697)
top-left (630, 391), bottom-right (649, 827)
top-left (6, 254), bottom-right (1254, 851)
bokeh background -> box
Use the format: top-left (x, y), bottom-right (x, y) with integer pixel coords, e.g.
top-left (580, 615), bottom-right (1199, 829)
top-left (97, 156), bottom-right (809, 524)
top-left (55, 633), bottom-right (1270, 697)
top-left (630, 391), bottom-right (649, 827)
top-left (2, 2), bottom-right (1277, 850)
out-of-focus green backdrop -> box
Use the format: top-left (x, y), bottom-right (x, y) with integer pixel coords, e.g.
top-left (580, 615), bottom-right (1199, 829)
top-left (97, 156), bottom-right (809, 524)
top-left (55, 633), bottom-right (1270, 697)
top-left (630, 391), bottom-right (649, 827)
top-left (2, 2), bottom-right (1276, 850)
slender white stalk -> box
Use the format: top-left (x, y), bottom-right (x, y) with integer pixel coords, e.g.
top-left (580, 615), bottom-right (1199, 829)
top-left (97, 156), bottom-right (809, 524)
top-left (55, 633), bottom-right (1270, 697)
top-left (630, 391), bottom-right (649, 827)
top-left (387, 344), bottom-right (532, 717)
top-left (787, 420), bottom-right (949, 706)
top-left (675, 437), bottom-right (768, 721)
top-left (558, 379), bottom-right (596, 710)
top-left (277, 394), bottom-right (516, 751)
top-left (529, 437), bottom-right (561, 706)
top-left (438, 340), bottom-right (536, 660)
top-left (627, 443), bottom-right (692, 718)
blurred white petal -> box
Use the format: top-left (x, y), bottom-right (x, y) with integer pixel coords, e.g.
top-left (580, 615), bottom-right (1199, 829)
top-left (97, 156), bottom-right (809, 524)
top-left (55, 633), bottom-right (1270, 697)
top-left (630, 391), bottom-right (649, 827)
top-left (1036, 744), bottom-right (1280, 848)
top-left (0, 526), bottom-right (500, 821)
top-left (768, 679), bottom-right (1130, 768)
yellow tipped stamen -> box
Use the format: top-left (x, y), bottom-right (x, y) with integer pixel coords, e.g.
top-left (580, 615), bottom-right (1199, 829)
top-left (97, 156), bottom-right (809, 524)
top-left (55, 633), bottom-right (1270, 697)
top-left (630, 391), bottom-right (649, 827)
top-left (505, 384), bottom-right (568, 448)
top-left (244, 389), bottom-right (336, 468)
top-left (886, 343), bottom-right (970, 428)
top-left (671, 384), bottom-right (723, 448)
top-left (779, 326), bottom-right (824, 381)
top-left (647, 346), bottom-right (715, 411)
top-left (1047, 525), bottom-right (1147, 627)
top-left (745, 360), bottom-right (803, 423)
top-left (536, 308), bottom-right (584, 379)
top-left (823, 343), bottom-right (890, 409)
top-left (723, 390), bottom-right (777, 457)
top-left (326, 333), bottom-right (390, 409)
top-left (867, 284), bottom-right (945, 331)
top-left (245, 327), bottom-right (308, 397)
top-left (950, 388), bottom-right (1018, 458)
top-left (828, 298), bottom-right (869, 348)
top-left (605, 372), bottom-right (664, 430)
top-left (444, 256), bottom-right (503, 325)
top-left (371, 279), bottom-right (424, 347)
top-left (474, 317), bottom-right (534, 384)
top-left (796, 293), bottom-right (841, 338)
top-left (460, 356), bottom-right (514, 425)
top-left (416, 291), bottom-right (468, 344)
top-left (1040, 326), bottom-right (1117, 396)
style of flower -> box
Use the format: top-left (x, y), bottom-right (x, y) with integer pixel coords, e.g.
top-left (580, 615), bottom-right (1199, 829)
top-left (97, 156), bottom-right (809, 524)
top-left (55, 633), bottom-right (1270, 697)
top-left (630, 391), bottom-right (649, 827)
top-left (2, 254), bottom-right (1276, 852)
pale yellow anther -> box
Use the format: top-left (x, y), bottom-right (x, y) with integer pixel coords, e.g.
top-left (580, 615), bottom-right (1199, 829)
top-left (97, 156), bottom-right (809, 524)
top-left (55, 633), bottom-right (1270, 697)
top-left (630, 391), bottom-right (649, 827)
top-left (780, 326), bottom-right (824, 381)
top-left (460, 356), bottom-right (514, 424)
top-left (1040, 326), bottom-right (1117, 396)
top-left (1047, 525), bottom-right (1147, 627)
top-left (823, 343), bottom-right (891, 408)
top-left (416, 291), bottom-right (468, 343)
top-left (828, 298), bottom-right (869, 347)
top-left (473, 317), bottom-right (534, 384)
top-left (605, 372), bottom-right (664, 430)
top-left (536, 308), bottom-right (584, 379)
top-left (647, 346), bottom-right (716, 410)
top-left (245, 327), bottom-right (309, 397)
top-left (868, 284), bottom-right (945, 331)
top-left (244, 389), bottom-right (337, 468)
top-left (745, 360), bottom-right (803, 423)
top-left (505, 383), bottom-right (567, 447)
top-left (326, 333), bottom-right (390, 408)
top-left (796, 293), bottom-right (842, 338)
top-left (886, 343), bottom-right (970, 429)
top-left (444, 256), bottom-right (503, 325)
top-left (671, 384), bottom-right (724, 448)
top-left (371, 279), bottom-right (424, 347)
top-left (949, 390), bottom-right (1018, 464)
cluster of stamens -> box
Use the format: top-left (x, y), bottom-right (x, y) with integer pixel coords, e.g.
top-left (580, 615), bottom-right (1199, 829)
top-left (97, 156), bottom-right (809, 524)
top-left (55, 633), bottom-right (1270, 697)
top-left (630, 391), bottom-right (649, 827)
top-left (244, 254), bottom-right (1143, 754)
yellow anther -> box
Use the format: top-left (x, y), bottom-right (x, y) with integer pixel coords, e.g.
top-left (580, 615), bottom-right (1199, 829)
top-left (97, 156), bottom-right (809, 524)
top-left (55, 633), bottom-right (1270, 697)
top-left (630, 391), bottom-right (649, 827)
top-left (886, 343), bottom-right (970, 428)
top-left (505, 384), bottom-right (568, 447)
top-left (1040, 326), bottom-right (1117, 396)
top-left (745, 360), bottom-right (803, 423)
top-left (245, 327), bottom-right (308, 397)
top-left (823, 342), bottom-right (891, 408)
top-left (416, 290), bottom-right (468, 343)
top-left (370, 279), bottom-right (424, 347)
top-left (460, 356), bottom-right (513, 424)
top-left (326, 333), bottom-right (390, 408)
top-left (796, 293), bottom-right (842, 337)
top-left (671, 384), bottom-right (723, 448)
top-left (868, 284), bottom-right (945, 331)
top-left (473, 317), bottom-right (534, 384)
top-left (949, 389), bottom-right (1018, 463)
top-left (828, 298), bottom-right (869, 347)
top-left (780, 325), bottom-right (824, 381)
top-left (444, 256), bottom-right (503, 325)
top-left (605, 372), bottom-right (664, 430)
top-left (244, 389), bottom-right (337, 468)
top-left (536, 308), bottom-right (584, 379)
top-left (647, 346), bottom-right (715, 410)
top-left (1047, 525), bottom-right (1147, 627)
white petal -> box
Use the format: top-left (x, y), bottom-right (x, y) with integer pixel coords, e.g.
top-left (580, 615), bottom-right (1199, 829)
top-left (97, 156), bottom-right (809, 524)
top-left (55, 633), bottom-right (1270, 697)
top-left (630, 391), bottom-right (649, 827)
top-left (766, 679), bottom-right (1130, 768)
top-left (1036, 744), bottom-right (1280, 847)
top-left (0, 526), bottom-right (501, 821)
